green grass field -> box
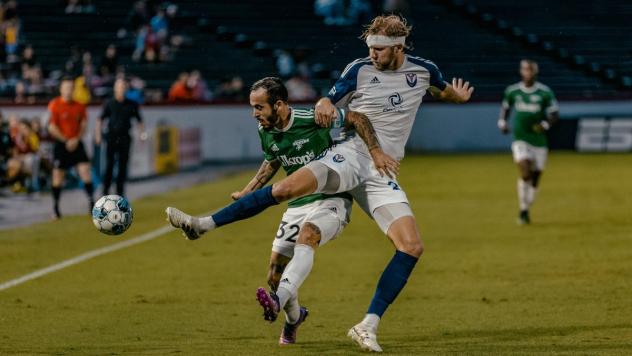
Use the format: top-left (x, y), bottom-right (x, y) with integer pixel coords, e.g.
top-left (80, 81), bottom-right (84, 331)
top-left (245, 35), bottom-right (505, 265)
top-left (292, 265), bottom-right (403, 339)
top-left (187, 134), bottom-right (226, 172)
top-left (1, 153), bottom-right (631, 355)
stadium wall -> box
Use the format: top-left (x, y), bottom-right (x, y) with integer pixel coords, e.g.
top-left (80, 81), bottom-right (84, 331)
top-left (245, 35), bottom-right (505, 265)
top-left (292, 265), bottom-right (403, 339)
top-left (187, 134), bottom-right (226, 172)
top-left (2, 101), bottom-right (630, 177)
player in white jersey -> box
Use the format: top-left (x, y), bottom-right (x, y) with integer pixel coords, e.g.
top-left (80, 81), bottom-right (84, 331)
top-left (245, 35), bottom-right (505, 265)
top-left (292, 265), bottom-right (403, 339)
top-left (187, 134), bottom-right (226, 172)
top-left (166, 15), bottom-right (472, 352)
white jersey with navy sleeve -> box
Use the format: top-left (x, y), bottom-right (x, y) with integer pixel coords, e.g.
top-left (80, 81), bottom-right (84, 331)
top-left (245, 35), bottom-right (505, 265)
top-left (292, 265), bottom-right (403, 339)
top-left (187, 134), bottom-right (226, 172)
top-left (327, 55), bottom-right (446, 161)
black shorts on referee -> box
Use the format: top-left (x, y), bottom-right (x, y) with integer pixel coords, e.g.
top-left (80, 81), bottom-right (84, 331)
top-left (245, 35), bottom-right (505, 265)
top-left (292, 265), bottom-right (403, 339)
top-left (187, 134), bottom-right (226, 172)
top-left (53, 141), bottom-right (90, 170)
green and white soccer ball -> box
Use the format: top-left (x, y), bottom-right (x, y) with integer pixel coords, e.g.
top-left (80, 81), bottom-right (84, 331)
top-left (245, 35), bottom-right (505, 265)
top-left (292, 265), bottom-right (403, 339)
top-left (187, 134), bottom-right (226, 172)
top-left (92, 195), bottom-right (133, 235)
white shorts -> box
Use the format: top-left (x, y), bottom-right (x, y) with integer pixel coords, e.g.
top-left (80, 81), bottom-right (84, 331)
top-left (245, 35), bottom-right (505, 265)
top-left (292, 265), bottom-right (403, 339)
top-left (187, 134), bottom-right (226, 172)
top-left (312, 139), bottom-right (410, 226)
top-left (511, 140), bottom-right (548, 171)
top-left (271, 197), bottom-right (351, 258)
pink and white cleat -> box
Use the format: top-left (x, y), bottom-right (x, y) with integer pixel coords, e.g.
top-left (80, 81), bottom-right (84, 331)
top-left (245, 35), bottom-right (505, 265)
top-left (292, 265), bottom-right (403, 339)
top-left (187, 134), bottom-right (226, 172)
top-left (256, 287), bottom-right (280, 322)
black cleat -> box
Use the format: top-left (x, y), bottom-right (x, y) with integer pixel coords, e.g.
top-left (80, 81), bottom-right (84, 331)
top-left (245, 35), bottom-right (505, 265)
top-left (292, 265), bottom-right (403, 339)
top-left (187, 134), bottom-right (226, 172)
top-left (517, 210), bottom-right (530, 225)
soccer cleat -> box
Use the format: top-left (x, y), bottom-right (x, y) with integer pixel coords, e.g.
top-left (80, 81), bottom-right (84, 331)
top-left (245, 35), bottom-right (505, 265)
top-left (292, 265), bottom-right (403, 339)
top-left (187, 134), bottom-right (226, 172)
top-left (517, 210), bottom-right (530, 225)
top-left (256, 287), bottom-right (280, 322)
top-left (165, 207), bottom-right (206, 240)
top-left (279, 307), bottom-right (309, 345)
top-left (348, 323), bottom-right (383, 352)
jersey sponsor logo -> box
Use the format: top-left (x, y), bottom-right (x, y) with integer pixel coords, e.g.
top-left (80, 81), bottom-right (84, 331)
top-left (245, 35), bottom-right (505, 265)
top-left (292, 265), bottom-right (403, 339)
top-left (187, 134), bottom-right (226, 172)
top-left (279, 150), bottom-right (315, 166)
top-left (271, 144), bottom-right (279, 152)
top-left (384, 92), bottom-right (403, 112)
top-left (370, 76), bottom-right (381, 84)
top-left (515, 97), bottom-right (541, 113)
top-left (405, 73), bottom-right (417, 87)
top-left (529, 95), bottom-right (542, 103)
top-left (333, 154), bottom-right (345, 163)
top-left (329, 207), bottom-right (338, 213)
top-left (292, 138), bottom-right (310, 150)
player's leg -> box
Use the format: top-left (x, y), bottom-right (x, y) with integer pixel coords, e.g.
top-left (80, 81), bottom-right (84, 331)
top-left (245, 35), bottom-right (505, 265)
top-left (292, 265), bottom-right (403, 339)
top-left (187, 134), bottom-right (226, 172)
top-left (165, 142), bottom-right (360, 239)
top-left (77, 161), bottom-right (94, 211)
top-left (51, 168), bottom-right (65, 219)
top-left (166, 160), bottom-right (348, 240)
top-left (512, 141), bottom-right (535, 224)
top-left (115, 136), bottom-right (131, 197)
top-left (102, 138), bottom-right (116, 196)
top-left (525, 145), bottom-right (547, 217)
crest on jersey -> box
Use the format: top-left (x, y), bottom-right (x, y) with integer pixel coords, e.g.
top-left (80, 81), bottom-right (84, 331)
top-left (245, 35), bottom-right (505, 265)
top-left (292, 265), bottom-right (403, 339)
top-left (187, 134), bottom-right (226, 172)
top-left (405, 73), bottom-right (417, 87)
top-left (271, 144), bottom-right (279, 152)
top-left (333, 154), bottom-right (345, 163)
top-left (292, 138), bottom-right (310, 150)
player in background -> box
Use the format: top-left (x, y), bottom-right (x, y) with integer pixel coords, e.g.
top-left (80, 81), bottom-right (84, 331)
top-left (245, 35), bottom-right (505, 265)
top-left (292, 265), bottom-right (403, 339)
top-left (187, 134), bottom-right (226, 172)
top-left (47, 77), bottom-right (94, 219)
top-left (168, 76), bottom-right (395, 345)
top-left (95, 78), bottom-right (146, 197)
top-left (498, 59), bottom-right (559, 225)
top-left (166, 15), bottom-right (472, 352)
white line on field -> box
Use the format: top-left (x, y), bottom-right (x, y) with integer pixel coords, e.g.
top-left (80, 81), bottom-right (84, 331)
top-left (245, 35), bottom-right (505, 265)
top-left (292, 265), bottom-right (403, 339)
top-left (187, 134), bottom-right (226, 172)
top-left (0, 225), bottom-right (175, 292)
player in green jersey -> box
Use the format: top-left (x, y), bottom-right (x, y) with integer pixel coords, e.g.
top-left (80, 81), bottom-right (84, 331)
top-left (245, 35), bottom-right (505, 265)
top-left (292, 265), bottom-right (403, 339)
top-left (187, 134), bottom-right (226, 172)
top-left (498, 59), bottom-right (559, 224)
top-left (168, 77), bottom-right (396, 345)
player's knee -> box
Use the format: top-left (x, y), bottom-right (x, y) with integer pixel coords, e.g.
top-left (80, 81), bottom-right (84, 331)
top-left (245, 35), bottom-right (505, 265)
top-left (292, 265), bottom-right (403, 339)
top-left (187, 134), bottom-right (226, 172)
top-left (297, 222), bottom-right (321, 248)
top-left (400, 238), bottom-right (424, 257)
top-left (272, 181), bottom-right (296, 202)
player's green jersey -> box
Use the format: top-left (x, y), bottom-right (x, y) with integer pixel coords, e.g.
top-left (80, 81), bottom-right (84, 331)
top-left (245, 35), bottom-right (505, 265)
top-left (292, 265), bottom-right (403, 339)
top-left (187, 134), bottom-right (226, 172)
top-left (502, 82), bottom-right (558, 147)
top-left (258, 107), bottom-right (351, 208)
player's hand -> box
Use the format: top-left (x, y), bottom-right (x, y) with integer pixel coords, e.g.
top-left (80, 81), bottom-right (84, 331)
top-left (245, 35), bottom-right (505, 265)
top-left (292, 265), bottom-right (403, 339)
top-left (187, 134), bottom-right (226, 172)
top-left (139, 131), bottom-right (148, 141)
top-left (497, 119), bottom-right (509, 134)
top-left (230, 191), bottom-right (245, 201)
top-left (452, 77), bottom-right (474, 103)
top-left (370, 148), bottom-right (400, 179)
top-left (532, 121), bottom-right (550, 134)
top-left (66, 138), bottom-right (79, 151)
top-left (314, 97), bottom-right (336, 127)
top-left (95, 134), bottom-right (101, 145)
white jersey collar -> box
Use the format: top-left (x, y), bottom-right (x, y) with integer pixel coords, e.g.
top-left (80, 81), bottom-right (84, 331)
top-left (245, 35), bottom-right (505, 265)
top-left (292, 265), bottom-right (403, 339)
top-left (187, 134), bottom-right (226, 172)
top-left (519, 82), bottom-right (539, 93)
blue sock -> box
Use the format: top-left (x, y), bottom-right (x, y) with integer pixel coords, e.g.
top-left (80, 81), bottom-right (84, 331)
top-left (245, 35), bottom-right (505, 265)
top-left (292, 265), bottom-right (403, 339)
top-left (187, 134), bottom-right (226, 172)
top-left (367, 250), bottom-right (419, 317)
top-left (211, 185), bottom-right (279, 227)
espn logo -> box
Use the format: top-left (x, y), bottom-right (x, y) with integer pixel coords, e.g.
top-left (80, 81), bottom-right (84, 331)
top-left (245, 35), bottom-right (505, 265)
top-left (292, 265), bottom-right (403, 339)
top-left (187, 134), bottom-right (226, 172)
top-left (576, 118), bottom-right (632, 152)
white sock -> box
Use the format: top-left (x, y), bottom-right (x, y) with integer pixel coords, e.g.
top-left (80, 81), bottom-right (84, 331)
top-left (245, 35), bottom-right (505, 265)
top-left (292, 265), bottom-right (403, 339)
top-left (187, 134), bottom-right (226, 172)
top-left (284, 293), bottom-right (301, 324)
top-left (527, 186), bottom-right (538, 208)
top-left (198, 216), bottom-right (216, 231)
top-left (277, 244), bottom-right (315, 309)
top-left (361, 313), bottom-right (380, 333)
top-left (517, 179), bottom-right (530, 211)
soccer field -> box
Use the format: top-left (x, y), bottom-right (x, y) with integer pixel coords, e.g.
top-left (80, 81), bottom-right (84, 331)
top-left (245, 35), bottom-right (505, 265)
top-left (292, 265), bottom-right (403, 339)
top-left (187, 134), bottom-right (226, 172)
top-left (1, 153), bottom-right (631, 355)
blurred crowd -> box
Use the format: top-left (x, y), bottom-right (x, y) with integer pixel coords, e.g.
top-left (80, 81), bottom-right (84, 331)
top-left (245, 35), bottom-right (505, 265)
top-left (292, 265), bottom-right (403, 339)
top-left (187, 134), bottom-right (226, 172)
top-left (0, 111), bottom-right (52, 193)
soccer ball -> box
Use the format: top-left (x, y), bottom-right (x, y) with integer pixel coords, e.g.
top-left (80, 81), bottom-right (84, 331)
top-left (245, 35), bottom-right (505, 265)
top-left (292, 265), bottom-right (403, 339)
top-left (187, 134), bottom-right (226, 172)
top-left (92, 195), bottom-right (133, 235)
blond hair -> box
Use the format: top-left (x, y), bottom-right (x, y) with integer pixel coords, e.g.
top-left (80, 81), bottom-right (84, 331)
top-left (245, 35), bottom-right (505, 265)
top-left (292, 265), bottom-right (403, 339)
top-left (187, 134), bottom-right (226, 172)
top-left (361, 15), bottom-right (412, 47)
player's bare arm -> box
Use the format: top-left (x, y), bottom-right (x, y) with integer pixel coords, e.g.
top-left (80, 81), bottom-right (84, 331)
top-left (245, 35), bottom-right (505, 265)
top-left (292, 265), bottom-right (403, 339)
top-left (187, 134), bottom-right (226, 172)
top-left (345, 110), bottom-right (400, 178)
top-left (498, 107), bottom-right (511, 134)
top-left (231, 159), bottom-right (281, 200)
top-left (48, 122), bottom-right (67, 143)
top-left (430, 77), bottom-right (474, 104)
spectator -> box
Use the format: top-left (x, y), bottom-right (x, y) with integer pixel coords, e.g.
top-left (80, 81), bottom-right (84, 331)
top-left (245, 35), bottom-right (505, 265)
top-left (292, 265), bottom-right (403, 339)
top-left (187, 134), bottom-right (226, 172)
top-left (0, 112), bottom-right (14, 186)
top-left (285, 75), bottom-right (317, 102)
top-left (20, 44), bottom-right (36, 73)
top-left (314, 0), bottom-right (348, 26)
top-left (127, 0), bottom-right (149, 32)
top-left (347, 0), bottom-right (373, 25)
top-left (275, 50), bottom-right (295, 79)
top-left (3, 18), bottom-right (20, 61)
top-left (72, 74), bottom-right (91, 105)
top-left (167, 72), bottom-right (193, 102)
top-left (188, 70), bottom-right (211, 101)
top-left (126, 75), bottom-right (146, 104)
top-left (383, 0), bottom-right (411, 19)
top-left (214, 76), bottom-right (245, 102)
top-left (99, 44), bottom-right (118, 78)
top-left (6, 118), bottom-right (40, 192)
top-left (3, 0), bottom-right (17, 22)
